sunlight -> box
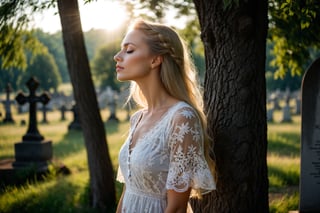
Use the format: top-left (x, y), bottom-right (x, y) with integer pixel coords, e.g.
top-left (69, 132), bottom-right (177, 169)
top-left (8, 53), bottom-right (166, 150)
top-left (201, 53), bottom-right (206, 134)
top-left (32, 1), bottom-right (128, 33)
top-left (79, 1), bottom-right (128, 31)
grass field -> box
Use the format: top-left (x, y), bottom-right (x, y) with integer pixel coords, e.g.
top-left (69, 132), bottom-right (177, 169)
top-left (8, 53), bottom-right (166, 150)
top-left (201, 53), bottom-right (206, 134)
top-left (0, 105), bottom-right (300, 212)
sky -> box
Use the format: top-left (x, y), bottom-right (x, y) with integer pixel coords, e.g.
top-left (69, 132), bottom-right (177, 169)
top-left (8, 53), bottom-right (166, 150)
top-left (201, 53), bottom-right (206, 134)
top-left (33, 0), bottom-right (186, 34)
top-left (33, 1), bottom-right (129, 33)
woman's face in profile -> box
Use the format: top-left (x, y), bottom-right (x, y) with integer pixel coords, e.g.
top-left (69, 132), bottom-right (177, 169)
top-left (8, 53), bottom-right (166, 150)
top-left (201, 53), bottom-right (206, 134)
top-left (114, 29), bottom-right (154, 82)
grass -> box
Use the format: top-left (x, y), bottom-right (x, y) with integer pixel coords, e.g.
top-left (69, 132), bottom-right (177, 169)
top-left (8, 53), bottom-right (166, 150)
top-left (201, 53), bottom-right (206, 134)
top-left (0, 105), bottom-right (301, 212)
top-left (0, 107), bottom-right (129, 213)
top-left (267, 110), bottom-right (300, 212)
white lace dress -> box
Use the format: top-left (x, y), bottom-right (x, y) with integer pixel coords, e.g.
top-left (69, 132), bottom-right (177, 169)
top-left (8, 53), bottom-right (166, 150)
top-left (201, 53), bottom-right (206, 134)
top-left (117, 101), bottom-right (216, 213)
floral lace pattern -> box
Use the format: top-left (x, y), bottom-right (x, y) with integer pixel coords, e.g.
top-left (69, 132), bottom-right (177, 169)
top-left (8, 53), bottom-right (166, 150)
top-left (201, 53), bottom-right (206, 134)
top-left (117, 102), bottom-right (216, 213)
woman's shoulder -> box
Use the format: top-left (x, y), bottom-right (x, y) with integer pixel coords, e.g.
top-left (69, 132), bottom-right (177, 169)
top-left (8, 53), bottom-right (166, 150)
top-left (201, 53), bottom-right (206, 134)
top-left (170, 101), bottom-right (199, 122)
top-left (173, 101), bottom-right (196, 112)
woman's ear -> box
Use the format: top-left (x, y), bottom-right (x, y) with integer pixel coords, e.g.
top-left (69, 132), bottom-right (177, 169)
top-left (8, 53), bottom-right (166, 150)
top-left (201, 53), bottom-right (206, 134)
top-left (151, 55), bottom-right (163, 68)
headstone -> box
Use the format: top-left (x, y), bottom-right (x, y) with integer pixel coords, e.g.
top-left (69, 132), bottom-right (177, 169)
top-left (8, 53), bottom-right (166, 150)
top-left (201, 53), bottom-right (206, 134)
top-left (299, 57), bottom-right (320, 212)
top-left (107, 90), bottom-right (119, 122)
top-left (294, 97), bottom-right (301, 115)
top-left (2, 83), bottom-right (15, 123)
top-left (13, 77), bottom-right (52, 170)
top-left (68, 104), bottom-right (81, 130)
top-left (267, 108), bottom-right (274, 122)
top-left (281, 98), bottom-right (292, 123)
top-left (60, 104), bottom-right (67, 121)
top-left (41, 103), bottom-right (49, 124)
top-left (270, 90), bottom-right (281, 110)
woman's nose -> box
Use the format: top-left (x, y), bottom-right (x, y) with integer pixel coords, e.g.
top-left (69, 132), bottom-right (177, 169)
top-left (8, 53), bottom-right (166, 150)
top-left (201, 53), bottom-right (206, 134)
top-left (114, 52), bottom-right (121, 62)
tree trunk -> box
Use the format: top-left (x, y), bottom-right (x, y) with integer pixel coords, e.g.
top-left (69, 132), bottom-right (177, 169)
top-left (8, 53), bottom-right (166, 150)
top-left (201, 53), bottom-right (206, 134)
top-left (191, 1), bottom-right (269, 212)
top-left (57, 0), bottom-right (116, 211)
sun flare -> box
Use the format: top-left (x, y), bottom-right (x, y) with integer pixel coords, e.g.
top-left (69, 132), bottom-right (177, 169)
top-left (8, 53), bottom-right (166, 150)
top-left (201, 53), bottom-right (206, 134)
top-left (79, 1), bottom-right (128, 31)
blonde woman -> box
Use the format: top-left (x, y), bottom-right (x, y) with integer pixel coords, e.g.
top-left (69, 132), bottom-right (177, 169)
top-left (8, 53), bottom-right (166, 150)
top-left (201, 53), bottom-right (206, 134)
top-left (114, 19), bottom-right (216, 213)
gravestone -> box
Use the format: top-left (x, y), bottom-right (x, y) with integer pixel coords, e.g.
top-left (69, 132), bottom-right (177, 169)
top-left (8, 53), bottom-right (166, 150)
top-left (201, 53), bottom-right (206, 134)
top-left (267, 108), bottom-right (274, 122)
top-left (270, 90), bottom-right (281, 110)
top-left (107, 90), bottom-right (119, 122)
top-left (294, 96), bottom-right (301, 115)
top-left (2, 83), bottom-right (15, 123)
top-left (41, 103), bottom-right (48, 124)
top-left (13, 77), bottom-right (52, 170)
top-left (281, 100), bottom-right (292, 123)
top-left (299, 57), bottom-right (320, 212)
top-left (60, 104), bottom-right (67, 121)
top-left (68, 104), bottom-right (82, 130)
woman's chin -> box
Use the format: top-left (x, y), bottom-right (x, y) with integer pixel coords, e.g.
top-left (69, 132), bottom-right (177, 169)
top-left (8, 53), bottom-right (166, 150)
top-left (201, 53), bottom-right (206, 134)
top-left (117, 75), bottom-right (129, 82)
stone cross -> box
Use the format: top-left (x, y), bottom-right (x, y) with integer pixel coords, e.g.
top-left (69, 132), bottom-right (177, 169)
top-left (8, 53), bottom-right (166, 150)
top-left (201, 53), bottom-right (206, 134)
top-left (15, 77), bottom-right (50, 142)
top-left (13, 77), bottom-right (52, 170)
top-left (299, 57), bottom-right (320, 212)
top-left (2, 83), bottom-right (15, 123)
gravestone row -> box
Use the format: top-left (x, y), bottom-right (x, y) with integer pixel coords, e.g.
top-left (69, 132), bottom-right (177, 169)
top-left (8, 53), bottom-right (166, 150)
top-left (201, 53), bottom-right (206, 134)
top-left (267, 89), bottom-right (301, 123)
top-left (1, 86), bottom-right (120, 126)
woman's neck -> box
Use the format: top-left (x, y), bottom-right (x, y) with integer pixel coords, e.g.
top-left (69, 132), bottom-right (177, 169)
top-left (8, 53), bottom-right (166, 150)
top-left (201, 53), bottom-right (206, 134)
top-left (137, 81), bottom-right (178, 113)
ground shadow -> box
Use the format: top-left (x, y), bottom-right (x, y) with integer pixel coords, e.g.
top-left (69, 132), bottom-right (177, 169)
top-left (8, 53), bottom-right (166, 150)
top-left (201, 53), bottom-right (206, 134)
top-left (53, 130), bottom-right (85, 159)
top-left (268, 165), bottom-right (300, 188)
top-left (268, 132), bottom-right (300, 157)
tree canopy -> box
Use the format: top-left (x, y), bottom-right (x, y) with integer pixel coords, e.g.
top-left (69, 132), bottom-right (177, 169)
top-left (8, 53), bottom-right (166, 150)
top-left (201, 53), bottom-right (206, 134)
top-left (124, 0), bottom-right (320, 79)
top-left (1, 0), bottom-right (319, 84)
top-left (0, 0), bottom-right (55, 70)
top-left (21, 51), bottom-right (61, 92)
top-left (268, 0), bottom-right (320, 78)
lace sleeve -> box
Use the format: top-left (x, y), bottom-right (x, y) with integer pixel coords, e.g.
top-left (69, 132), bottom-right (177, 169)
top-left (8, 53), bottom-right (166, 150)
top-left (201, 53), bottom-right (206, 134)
top-left (166, 107), bottom-right (216, 195)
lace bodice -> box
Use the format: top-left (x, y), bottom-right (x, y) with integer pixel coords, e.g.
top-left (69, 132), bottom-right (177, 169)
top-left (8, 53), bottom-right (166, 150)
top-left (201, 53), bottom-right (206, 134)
top-left (117, 101), bottom-right (216, 213)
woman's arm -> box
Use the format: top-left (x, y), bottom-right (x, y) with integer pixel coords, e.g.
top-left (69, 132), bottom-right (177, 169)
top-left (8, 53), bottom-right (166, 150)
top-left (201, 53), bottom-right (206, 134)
top-left (115, 185), bottom-right (126, 213)
top-left (165, 188), bottom-right (191, 213)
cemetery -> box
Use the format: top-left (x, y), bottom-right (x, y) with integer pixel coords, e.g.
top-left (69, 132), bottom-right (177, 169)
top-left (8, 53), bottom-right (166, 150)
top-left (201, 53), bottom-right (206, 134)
top-left (0, 78), bottom-right (129, 212)
top-left (0, 57), bottom-right (318, 213)
top-left (0, 74), bottom-right (310, 212)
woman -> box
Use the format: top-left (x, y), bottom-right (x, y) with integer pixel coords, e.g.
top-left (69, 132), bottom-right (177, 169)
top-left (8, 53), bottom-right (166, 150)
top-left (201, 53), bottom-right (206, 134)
top-left (114, 19), bottom-right (216, 213)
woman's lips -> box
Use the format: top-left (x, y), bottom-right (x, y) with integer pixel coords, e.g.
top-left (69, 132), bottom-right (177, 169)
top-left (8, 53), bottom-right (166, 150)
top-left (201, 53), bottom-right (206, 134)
top-left (116, 65), bottom-right (124, 72)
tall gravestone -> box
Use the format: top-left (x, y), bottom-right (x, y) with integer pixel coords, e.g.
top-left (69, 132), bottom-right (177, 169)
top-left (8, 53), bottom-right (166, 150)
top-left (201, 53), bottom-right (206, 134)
top-left (13, 77), bottom-right (52, 171)
top-left (300, 57), bottom-right (320, 212)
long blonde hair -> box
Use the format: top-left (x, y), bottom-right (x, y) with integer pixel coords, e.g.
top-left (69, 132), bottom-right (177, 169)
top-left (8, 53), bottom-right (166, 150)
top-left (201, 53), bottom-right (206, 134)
top-left (127, 19), bottom-right (216, 189)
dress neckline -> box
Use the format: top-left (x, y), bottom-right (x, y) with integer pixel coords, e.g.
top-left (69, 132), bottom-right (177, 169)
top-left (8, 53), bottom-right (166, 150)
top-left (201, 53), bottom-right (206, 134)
top-left (127, 101), bottom-right (184, 180)
top-left (128, 101), bottom-right (183, 153)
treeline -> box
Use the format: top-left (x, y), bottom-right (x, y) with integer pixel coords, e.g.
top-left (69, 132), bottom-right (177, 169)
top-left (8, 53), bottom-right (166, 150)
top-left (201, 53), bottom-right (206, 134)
top-left (0, 28), bottom-right (124, 93)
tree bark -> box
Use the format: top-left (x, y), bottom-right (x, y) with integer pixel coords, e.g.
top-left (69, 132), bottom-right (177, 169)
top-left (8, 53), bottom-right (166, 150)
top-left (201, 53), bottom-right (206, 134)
top-left (191, 0), bottom-right (269, 212)
top-left (57, 0), bottom-right (116, 211)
